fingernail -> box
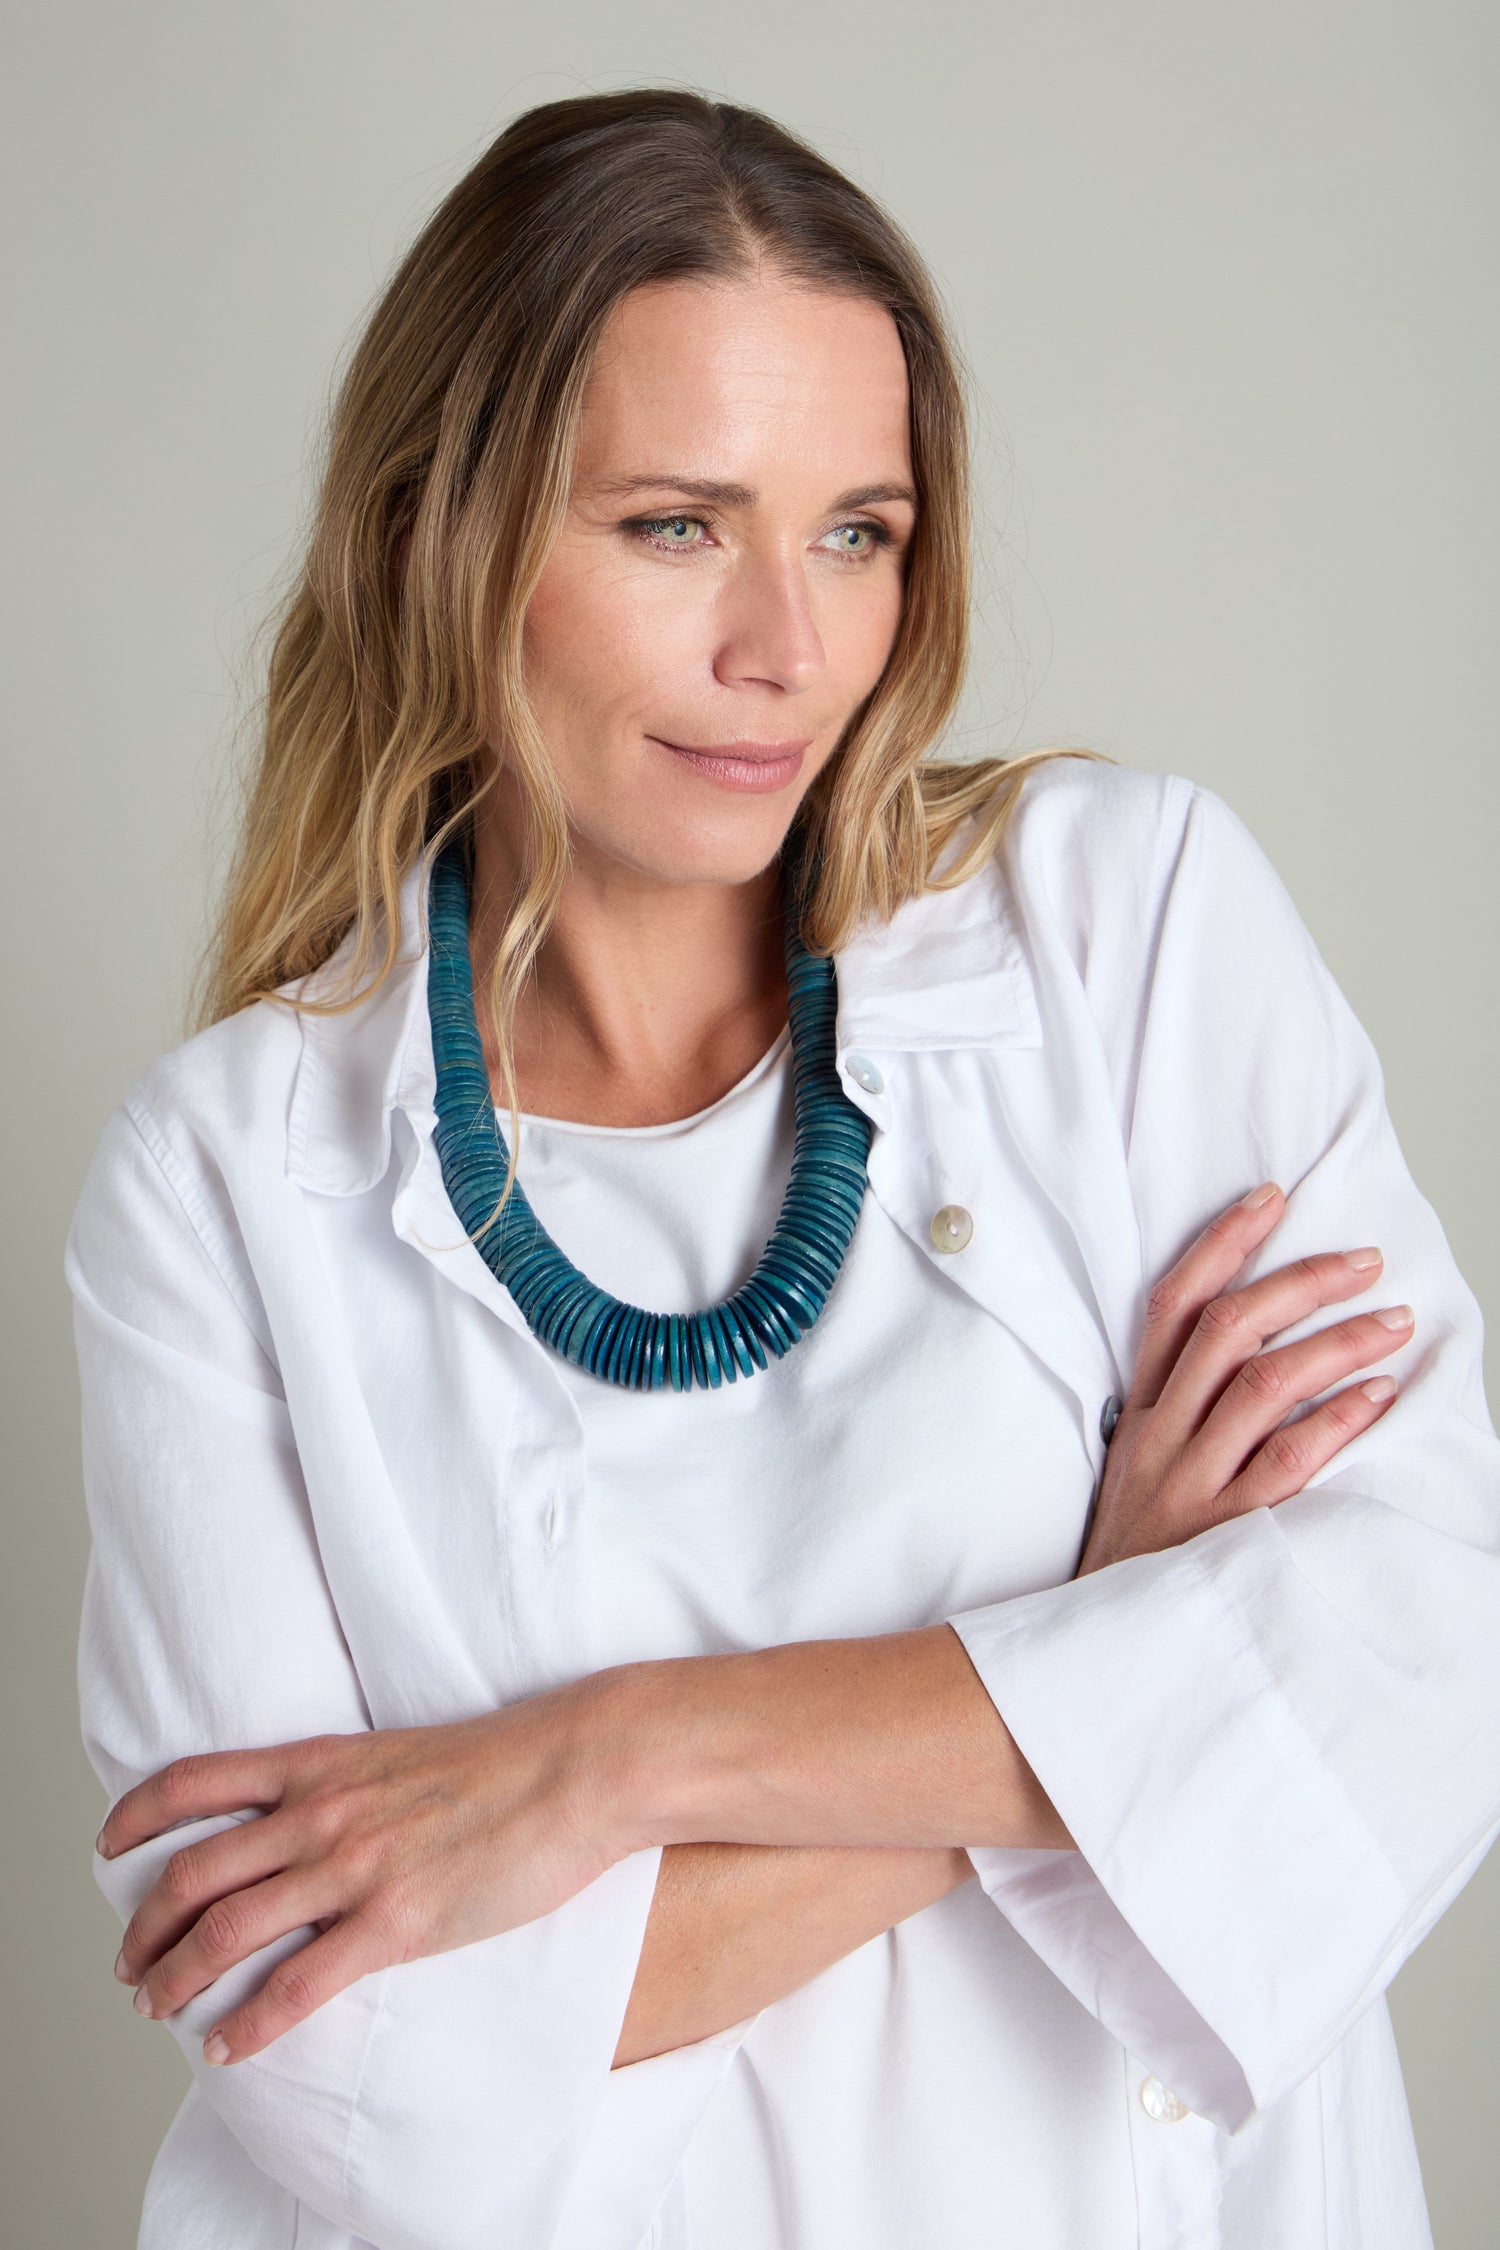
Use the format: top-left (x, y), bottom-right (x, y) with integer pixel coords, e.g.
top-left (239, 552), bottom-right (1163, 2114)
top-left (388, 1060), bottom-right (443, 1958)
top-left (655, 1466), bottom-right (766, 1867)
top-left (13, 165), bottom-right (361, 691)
top-left (203, 2030), bottom-right (229, 2065)
top-left (114, 1949), bottom-right (130, 1984)
top-left (1373, 1305), bottom-right (1414, 1330)
top-left (1361, 1376), bottom-right (1398, 1402)
top-left (96, 1830), bottom-right (113, 1859)
top-left (133, 1986), bottom-right (154, 2018)
top-left (1344, 1247), bottom-right (1383, 1271)
top-left (1239, 1181), bottom-right (1279, 1209)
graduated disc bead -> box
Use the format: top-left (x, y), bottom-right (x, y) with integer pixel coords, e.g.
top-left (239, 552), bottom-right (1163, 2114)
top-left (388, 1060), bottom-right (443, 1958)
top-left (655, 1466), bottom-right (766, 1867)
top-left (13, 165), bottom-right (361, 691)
top-left (426, 832), bottom-right (874, 1394)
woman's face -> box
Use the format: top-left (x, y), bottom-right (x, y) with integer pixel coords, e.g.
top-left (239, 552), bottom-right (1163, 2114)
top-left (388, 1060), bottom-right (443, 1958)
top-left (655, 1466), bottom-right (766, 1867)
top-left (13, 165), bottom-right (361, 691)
top-left (514, 271), bottom-right (917, 892)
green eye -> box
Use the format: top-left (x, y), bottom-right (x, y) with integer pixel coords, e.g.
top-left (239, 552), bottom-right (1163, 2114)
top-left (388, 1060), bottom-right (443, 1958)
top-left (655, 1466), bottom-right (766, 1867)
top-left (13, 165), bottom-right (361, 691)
top-left (638, 516), bottom-right (703, 548)
top-left (627, 514), bottom-right (892, 560)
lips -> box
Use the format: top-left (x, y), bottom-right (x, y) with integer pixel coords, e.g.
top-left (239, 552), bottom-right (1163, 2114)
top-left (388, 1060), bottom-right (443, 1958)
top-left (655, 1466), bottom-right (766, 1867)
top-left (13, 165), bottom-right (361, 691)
top-left (655, 737), bottom-right (813, 762)
top-left (650, 735), bottom-right (811, 794)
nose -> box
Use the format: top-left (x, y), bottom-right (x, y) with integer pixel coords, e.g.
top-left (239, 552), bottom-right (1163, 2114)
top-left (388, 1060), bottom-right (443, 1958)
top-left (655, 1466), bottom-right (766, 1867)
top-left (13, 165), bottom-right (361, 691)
top-left (712, 541), bottom-right (826, 695)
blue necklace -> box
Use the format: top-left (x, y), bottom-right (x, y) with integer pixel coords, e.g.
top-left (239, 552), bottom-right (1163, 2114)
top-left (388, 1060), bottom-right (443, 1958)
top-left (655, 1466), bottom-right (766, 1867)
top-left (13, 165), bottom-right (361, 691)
top-left (426, 831), bottom-right (874, 1392)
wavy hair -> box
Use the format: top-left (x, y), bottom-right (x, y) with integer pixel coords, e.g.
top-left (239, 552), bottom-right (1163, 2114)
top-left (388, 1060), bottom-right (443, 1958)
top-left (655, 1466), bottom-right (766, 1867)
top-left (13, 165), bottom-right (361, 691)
top-left (192, 87), bottom-right (1097, 1212)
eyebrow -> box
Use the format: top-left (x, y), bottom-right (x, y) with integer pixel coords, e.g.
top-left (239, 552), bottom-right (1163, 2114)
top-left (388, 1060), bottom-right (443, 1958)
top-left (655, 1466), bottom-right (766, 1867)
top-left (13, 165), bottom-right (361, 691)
top-left (588, 473), bottom-right (919, 511)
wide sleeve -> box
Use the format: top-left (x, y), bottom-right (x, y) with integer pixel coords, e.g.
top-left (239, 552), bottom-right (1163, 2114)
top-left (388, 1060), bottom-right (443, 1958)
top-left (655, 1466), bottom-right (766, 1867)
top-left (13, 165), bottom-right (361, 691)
top-left (65, 1096), bottom-right (664, 2250)
top-left (945, 776), bottom-right (1500, 2131)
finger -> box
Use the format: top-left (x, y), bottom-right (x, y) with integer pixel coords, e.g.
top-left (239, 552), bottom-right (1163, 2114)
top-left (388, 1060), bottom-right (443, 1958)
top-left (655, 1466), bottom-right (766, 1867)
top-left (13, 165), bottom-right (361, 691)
top-left (1189, 1304), bottom-right (1414, 1491)
top-left (201, 1912), bottom-right (390, 2066)
top-left (1219, 1373), bottom-right (1401, 1514)
top-left (1130, 1183), bottom-right (1285, 1405)
top-left (134, 1868), bottom-right (338, 2023)
top-left (98, 1747), bottom-right (291, 1860)
top-left (1152, 1247), bottom-right (1387, 1433)
top-left (117, 1816), bottom-right (294, 1985)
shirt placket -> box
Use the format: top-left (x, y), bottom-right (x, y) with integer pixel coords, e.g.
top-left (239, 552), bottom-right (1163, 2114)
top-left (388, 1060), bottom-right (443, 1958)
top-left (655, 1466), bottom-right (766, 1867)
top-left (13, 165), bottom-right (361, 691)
top-left (388, 1098), bottom-right (601, 1696)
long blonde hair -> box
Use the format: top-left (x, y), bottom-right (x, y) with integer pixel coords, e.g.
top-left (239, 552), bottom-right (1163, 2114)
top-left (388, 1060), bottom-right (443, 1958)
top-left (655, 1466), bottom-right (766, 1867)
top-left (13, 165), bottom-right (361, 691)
top-left (193, 88), bottom-right (1097, 1211)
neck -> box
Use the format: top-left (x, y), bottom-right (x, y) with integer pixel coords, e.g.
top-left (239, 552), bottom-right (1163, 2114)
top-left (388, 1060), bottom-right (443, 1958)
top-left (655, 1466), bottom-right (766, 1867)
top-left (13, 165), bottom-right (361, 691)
top-left (467, 798), bottom-right (792, 1130)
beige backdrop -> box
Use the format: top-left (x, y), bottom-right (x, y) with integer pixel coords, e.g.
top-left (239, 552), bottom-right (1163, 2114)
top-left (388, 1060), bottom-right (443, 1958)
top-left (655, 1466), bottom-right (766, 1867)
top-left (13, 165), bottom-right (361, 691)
top-left (5, 3), bottom-right (1497, 2242)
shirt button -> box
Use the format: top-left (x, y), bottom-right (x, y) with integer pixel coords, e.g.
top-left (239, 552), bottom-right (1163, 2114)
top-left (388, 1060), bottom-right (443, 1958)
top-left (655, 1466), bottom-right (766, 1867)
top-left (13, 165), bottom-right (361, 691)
top-left (929, 1204), bottom-right (973, 1254)
top-left (1100, 1394), bottom-right (1123, 1445)
top-left (1140, 2075), bottom-right (1190, 2123)
top-left (844, 1051), bottom-right (885, 1095)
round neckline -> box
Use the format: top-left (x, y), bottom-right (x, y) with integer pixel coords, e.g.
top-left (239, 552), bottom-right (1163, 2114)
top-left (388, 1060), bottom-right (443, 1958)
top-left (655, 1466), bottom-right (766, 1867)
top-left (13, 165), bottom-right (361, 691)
top-left (505, 1020), bottom-right (793, 1140)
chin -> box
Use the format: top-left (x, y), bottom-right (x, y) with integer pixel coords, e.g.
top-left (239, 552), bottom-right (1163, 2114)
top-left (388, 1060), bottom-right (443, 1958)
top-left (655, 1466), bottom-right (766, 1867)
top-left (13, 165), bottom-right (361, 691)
top-left (592, 802), bottom-right (803, 891)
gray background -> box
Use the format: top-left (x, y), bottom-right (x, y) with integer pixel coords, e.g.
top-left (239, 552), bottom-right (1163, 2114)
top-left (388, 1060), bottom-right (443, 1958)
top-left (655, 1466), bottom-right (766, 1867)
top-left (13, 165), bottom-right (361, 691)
top-left (5, 2), bottom-right (1496, 2240)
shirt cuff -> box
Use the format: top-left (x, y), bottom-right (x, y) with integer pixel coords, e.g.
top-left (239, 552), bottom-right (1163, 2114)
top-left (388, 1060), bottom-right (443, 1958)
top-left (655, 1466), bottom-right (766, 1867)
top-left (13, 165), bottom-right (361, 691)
top-left (945, 1510), bottom-right (1408, 2128)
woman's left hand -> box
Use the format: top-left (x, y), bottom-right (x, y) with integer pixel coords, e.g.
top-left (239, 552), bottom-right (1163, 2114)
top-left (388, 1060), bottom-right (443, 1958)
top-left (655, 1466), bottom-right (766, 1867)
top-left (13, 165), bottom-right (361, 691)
top-left (100, 1678), bottom-right (628, 2065)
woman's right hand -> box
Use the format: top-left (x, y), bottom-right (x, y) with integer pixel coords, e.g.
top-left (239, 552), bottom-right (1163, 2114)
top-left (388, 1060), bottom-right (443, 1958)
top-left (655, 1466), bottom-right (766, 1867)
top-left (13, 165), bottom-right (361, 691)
top-left (1078, 1181), bottom-right (1413, 1577)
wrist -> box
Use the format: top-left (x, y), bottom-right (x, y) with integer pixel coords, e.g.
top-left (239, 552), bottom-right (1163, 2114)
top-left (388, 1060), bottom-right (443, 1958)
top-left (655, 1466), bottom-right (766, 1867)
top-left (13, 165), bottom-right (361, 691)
top-left (582, 1656), bottom-right (721, 1858)
top-left (580, 1632), bottom-right (1075, 1859)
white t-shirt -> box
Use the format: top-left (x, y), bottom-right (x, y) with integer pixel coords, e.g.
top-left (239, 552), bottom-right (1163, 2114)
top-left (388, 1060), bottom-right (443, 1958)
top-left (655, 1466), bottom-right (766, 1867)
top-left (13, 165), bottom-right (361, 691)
top-left (509, 1028), bottom-right (1134, 2249)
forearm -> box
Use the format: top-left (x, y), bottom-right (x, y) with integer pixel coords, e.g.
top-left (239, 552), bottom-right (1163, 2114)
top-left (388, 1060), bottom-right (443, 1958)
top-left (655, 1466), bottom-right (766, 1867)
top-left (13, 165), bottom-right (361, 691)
top-left (604, 1624), bottom-right (1063, 2065)
top-left (608, 1621), bottom-right (1074, 1856)
top-left (612, 1839), bottom-right (972, 2068)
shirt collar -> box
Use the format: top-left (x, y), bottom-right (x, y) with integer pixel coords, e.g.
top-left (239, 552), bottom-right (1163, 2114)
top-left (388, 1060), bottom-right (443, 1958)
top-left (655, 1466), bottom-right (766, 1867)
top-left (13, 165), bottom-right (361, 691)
top-left (284, 819), bottom-right (1042, 1196)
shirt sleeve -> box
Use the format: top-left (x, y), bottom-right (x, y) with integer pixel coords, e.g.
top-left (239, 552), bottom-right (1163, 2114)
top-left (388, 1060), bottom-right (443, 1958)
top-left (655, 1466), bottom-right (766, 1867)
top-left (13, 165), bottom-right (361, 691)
top-left (945, 775), bottom-right (1500, 2132)
top-left (66, 1095), bottom-right (665, 2250)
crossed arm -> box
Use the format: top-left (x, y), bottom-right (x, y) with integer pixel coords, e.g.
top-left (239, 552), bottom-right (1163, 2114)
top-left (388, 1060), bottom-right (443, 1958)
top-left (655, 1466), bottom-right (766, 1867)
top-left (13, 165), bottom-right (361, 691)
top-left (101, 1182), bottom-right (1410, 2074)
top-left (616, 1837), bottom-right (974, 2067)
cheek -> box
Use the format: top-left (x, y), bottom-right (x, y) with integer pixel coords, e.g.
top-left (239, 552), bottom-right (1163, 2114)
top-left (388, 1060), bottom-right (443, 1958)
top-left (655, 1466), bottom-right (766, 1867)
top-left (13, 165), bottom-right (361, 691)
top-left (824, 579), bottom-right (905, 710)
top-left (523, 559), bottom-right (704, 733)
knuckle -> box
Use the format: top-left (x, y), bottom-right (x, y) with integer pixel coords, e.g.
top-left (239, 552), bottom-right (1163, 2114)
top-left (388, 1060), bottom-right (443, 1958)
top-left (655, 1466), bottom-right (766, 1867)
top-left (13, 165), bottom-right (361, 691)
top-left (198, 1900), bottom-right (246, 1963)
top-left (265, 1957), bottom-right (320, 2019)
top-left (363, 1884), bottom-right (418, 1962)
top-left (1322, 1391), bottom-right (1365, 1436)
top-left (289, 1733), bottom-right (340, 1774)
top-left (333, 1829), bottom-right (384, 1888)
top-left (300, 1784), bottom-right (363, 1852)
top-left (297, 1791), bottom-right (345, 1845)
top-left (1237, 1351), bottom-right (1290, 1404)
top-left (1261, 1426), bottom-right (1310, 1483)
top-left (161, 1848), bottom-right (203, 1905)
top-left (1145, 1274), bottom-right (1185, 1327)
top-left (1196, 1293), bottom-right (1249, 1344)
top-left (157, 1756), bottom-right (209, 1807)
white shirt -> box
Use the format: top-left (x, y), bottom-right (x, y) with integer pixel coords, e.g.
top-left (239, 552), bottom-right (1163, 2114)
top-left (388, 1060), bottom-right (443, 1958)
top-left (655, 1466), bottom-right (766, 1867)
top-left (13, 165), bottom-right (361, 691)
top-left (516, 1016), bottom-right (1123, 2249)
top-left (65, 759), bottom-right (1500, 2250)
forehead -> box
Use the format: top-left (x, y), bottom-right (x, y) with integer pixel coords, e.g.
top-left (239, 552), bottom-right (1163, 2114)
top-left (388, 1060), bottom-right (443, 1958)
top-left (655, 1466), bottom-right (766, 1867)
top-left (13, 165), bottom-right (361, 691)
top-left (574, 275), bottom-right (913, 483)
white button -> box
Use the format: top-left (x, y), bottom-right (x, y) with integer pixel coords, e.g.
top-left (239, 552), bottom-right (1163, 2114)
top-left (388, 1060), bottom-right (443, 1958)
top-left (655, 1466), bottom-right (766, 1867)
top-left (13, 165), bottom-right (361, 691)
top-left (1140, 2075), bottom-right (1190, 2123)
top-left (1100, 1394), bottom-right (1123, 1445)
top-left (844, 1051), bottom-right (885, 1095)
top-left (929, 1204), bottom-right (973, 1253)
top-left (542, 1490), bottom-right (562, 1550)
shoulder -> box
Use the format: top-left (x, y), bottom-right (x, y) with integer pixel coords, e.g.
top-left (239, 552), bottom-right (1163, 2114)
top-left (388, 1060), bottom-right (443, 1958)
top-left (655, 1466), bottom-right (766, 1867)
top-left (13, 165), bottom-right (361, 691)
top-left (112, 992), bottom-right (305, 1202)
top-left (65, 994), bottom-right (307, 1346)
top-left (992, 756), bottom-right (1289, 979)
top-left (998, 754), bottom-right (1194, 909)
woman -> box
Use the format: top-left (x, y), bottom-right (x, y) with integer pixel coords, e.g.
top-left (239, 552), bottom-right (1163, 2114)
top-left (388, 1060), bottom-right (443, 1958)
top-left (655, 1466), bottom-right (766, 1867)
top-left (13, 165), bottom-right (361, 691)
top-left (66, 89), bottom-right (1498, 2250)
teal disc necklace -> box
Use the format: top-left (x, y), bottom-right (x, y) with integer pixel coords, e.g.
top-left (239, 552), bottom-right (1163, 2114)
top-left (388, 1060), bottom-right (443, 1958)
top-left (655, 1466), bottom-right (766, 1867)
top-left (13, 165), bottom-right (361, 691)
top-left (426, 829), bottom-right (875, 1393)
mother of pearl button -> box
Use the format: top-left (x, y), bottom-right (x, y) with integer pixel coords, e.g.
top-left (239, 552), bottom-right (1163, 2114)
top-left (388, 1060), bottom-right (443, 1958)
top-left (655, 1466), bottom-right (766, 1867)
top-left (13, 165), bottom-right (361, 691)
top-left (929, 1204), bottom-right (973, 1253)
top-left (1140, 2075), bottom-right (1190, 2123)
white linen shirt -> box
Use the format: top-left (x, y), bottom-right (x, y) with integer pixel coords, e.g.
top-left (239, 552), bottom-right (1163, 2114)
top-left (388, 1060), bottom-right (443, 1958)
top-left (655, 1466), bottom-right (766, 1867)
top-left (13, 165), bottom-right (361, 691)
top-left (66, 759), bottom-right (1500, 2250)
top-left (502, 1019), bottom-right (1126, 2250)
